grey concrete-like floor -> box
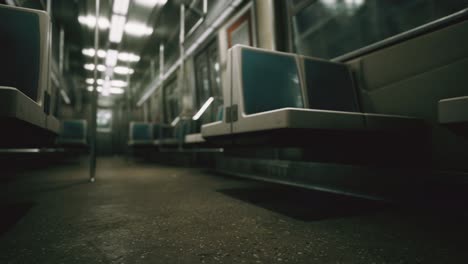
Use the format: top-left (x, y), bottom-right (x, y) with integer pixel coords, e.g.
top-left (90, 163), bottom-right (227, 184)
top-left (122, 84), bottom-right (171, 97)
top-left (0, 157), bottom-right (467, 263)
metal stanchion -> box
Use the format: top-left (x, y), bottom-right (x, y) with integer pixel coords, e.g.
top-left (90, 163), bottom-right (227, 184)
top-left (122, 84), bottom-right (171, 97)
top-left (89, 0), bottom-right (100, 182)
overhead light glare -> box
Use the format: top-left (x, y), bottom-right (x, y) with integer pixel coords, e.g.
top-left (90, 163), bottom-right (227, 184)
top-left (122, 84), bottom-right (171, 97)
top-left (106, 49), bottom-right (118, 67)
top-left (171, 116), bottom-right (180, 127)
top-left (88, 86), bottom-right (103, 92)
top-left (118, 52), bottom-right (140, 62)
top-left (86, 79), bottom-right (105, 85)
top-left (97, 50), bottom-right (107, 58)
top-left (134, 0), bottom-right (167, 7)
top-left (113, 0), bottom-right (130, 15)
top-left (114, 66), bottom-right (134, 75)
top-left (97, 65), bottom-right (107, 72)
top-left (109, 15), bottom-right (126, 43)
top-left (84, 64), bottom-right (95, 71)
top-left (78, 15), bottom-right (110, 30)
top-left (111, 80), bottom-right (128, 87)
top-left (124, 21), bottom-right (153, 37)
top-left (110, 87), bottom-right (125, 94)
top-left (193, 97), bottom-right (214, 120)
top-left (82, 48), bottom-right (107, 58)
top-left (84, 64), bottom-right (106, 72)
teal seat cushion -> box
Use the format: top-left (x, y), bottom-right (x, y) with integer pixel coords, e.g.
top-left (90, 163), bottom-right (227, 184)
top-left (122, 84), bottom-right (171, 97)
top-left (303, 58), bottom-right (359, 112)
top-left (241, 49), bottom-right (304, 114)
top-left (153, 124), bottom-right (174, 139)
top-left (132, 124), bottom-right (152, 141)
top-left (62, 121), bottom-right (86, 140)
top-left (0, 6), bottom-right (40, 101)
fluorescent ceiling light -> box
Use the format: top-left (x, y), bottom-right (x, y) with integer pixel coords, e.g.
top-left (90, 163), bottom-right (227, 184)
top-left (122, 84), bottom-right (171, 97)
top-left (111, 80), bottom-right (128, 87)
top-left (89, 87), bottom-right (125, 94)
top-left (82, 48), bottom-right (106, 58)
top-left (88, 86), bottom-right (103, 92)
top-left (84, 64), bottom-right (95, 71)
top-left (193, 97), bottom-right (214, 120)
top-left (118, 52), bottom-right (140, 62)
top-left (134, 0), bottom-right (167, 7)
top-left (101, 80), bottom-right (111, 96)
top-left (106, 49), bottom-right (118, 67)
top-left (78, 15), bottom-right (109, 30)
top-left (97, 65), bottom-right (107, 72)
top-left (171, 116), bottom-right (180, 127)
top-left (114, 66), bottom-right (134, 75)
top-left (84, 64), bottom-right (106, 72)
top-left (97, 50), bottom-right (107, 58)
top-left (110, 87), bottom-right (125, 94)
top-left (109, 15), bottom-right (126, 43)
top-left (82, 48), bottom-right (94, 57)
top-left (86, 79), bottom-right (104, 85)
top-left (124, 21), bottom-right (153, 37)
top-left (113, 0), bottom-right (130, 15)
top-left (344, 0), bottom-right (364, 6)
top-left (85, 49), bottom-right (140, 62)
top-left (321, 0), bottom-right (337, 7)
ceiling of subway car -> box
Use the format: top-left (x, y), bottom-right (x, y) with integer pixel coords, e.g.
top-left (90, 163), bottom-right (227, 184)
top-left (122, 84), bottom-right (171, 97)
top-left (1, 0), bottom-right (208, 106)
top-left (49, 0), bottom-right (188, 105)
top-left (72, 0), bottom-right (174, 102)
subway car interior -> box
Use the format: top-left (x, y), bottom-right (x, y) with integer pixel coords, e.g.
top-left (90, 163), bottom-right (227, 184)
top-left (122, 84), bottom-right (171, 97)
top-left (1, 0), bottom-right (468, 262)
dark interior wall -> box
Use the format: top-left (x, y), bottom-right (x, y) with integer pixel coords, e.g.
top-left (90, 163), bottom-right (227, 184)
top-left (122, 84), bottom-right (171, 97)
top-left (347, 20), bottom-right (468, 171)
top-left (96, 131), bottom-right (113, 156)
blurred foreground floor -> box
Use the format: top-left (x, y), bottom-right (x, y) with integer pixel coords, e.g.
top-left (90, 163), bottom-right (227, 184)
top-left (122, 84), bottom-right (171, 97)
top-left (0, 157), bottom-right (467, 263)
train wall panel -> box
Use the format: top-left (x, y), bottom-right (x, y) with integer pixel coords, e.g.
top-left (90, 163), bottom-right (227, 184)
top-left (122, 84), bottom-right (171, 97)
top-left (347, 20), bottom-right (468, 171)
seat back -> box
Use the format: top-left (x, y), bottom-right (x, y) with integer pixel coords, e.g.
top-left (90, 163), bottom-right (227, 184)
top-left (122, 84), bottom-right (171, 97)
top-left (61, 120), bottom-right (87, 141)
top-left (240, 48), bottom-right (304, 114)
top-left (236, 46), bottom-right (359, 115)
top-left (153, 124), bottom-right (174, 139)
top-left (130, 122), bottom-right (152, 141)
top-left (0, 5), bottom-right (49, 104)
top-left (302, 57), bottom-right (359, 112)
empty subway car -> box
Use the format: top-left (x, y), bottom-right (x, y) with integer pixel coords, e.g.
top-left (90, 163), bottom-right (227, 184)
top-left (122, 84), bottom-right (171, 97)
top-left (2, 0), bottom-right (468, 201)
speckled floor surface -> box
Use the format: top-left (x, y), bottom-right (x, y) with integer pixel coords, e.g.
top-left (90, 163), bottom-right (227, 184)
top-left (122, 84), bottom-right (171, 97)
top-left (0, 157), bottom-right (467, 263)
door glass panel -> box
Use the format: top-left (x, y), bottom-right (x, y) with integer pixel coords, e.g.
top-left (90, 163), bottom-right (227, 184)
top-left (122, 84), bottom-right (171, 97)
top-left (164, 77), bottom-right (180, 123)
top-left (292, 0), bottom-right (468, 59)
top-left (194, 40), bottom-right (222, 123)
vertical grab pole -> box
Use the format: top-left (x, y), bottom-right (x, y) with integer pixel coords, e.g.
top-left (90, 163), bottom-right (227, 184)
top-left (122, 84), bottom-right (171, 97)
top-left (59, 27), bottom-right (64, 74)
top-left (178, 4), bottom-right (185, 150)
top-left (158, 43), bottom-right (164, 145)
top-left (46, 0), bottom-right (52, 115)
top-left (89, 0), bottom-right (100, 182)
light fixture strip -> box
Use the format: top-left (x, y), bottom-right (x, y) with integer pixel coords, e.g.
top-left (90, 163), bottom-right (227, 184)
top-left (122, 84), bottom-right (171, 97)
top-left (193, 97), bottom-right (214, 120)
top-left (113, 0), bottom-right (130, 15)
top-left (109, 15), bottom-right (126, 43)
top-left (106, 49), bottom-right (119, 67)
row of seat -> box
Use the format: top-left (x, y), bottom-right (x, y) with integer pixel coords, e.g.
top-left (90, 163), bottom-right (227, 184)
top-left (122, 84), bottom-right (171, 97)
top-left (56, 119), bottom-right (88, 147)
top-left (201, 45), bottom-right (429, 144)
top-left (439, 96), bottom-right (468, 138)
top-left (125, 46), bottom-right (467, 161)
top-left (128, 121), bottom-right (206, 148)
top-left (0, 5), bottom-right (60, 147)
top-left (128, 45), bottom-right (467, 154)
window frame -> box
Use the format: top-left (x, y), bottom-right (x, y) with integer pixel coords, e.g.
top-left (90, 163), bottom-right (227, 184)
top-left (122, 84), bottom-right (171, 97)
top-left (285, 0), bottom-right (468, 62)
top-left (163, 74), bottom-right (180, 123)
